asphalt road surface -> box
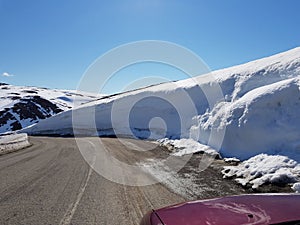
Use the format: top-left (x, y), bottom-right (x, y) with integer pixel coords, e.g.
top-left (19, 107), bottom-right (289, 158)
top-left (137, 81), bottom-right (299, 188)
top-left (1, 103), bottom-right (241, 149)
top-left (0, 137), bottom-right (246, 225)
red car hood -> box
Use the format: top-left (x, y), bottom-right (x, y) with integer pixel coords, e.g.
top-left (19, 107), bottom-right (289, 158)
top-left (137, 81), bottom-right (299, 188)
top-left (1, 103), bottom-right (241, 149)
top-left (154, 194), bottom-right (300, 225)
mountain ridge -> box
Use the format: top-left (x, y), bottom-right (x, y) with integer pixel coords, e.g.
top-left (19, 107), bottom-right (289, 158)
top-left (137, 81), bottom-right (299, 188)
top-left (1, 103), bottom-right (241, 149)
top-left (0, 83), bottom-right (101, 133)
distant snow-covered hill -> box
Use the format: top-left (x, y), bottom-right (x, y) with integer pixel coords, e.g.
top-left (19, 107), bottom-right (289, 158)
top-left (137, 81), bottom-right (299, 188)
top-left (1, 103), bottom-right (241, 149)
top-left (22, 47), bottom-right (300, 161)
top-left (0, 84), bottom-right (101, 133)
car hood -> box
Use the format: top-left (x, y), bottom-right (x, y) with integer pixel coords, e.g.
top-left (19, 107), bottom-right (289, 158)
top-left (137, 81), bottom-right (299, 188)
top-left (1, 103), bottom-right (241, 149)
top-left (154, 194), bottom-right (300, 225)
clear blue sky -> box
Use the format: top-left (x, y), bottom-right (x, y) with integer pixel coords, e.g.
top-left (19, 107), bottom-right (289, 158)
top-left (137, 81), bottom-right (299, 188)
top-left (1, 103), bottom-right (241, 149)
top-left (1, 0), bottom-right (300, 94)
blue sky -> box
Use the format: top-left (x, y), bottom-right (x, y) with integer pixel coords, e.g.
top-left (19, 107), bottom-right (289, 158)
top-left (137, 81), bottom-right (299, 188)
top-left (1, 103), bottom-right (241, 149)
top-left (1, 0), bottom-right (300, 94)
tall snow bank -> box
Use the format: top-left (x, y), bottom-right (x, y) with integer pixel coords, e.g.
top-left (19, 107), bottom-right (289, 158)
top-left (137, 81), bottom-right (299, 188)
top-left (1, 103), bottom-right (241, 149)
top-left (0, 133), bottom-right (31, 154)
top-left (21, 83), bottom-right (212, 138)
top-left (22, 47), bottom-right (300, 162)
top-left (196, 77), bottom-right (300, 161)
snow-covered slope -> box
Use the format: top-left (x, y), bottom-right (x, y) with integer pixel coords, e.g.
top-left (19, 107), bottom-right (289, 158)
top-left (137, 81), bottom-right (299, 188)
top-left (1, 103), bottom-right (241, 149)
top-left (22, 47), bottom-right (300, 161)
top-left (0, 84), bottom-right (101, 133)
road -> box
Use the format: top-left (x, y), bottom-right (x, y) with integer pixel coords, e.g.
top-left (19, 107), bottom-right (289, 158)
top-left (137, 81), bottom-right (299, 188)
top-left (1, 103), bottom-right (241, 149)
top-left (0, 137), bottom-right (246, 225)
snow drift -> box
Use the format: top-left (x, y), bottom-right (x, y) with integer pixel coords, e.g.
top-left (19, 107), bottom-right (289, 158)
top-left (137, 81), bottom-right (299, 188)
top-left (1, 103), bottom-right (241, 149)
top-left (22, 47), bottom-right (300, 161)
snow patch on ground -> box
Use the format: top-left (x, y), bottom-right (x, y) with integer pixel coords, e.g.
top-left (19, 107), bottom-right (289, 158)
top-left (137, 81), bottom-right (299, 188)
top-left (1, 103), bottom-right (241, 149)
top-left (157, 138), bottom-right (220, 158)
top-left (222, 154), bottom-right (300, 190)
top-left (0, 133), bottom-right (30, 154)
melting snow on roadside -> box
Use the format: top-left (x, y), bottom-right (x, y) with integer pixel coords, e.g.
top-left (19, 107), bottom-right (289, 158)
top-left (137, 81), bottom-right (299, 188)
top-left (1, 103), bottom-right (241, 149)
top-left (157, 139), bottom-right (300, 192)
top-left (157, 138), bottom-right (220, 158)
top-left (140, 159), bottom-right (213, 199)
top-left (222, 154), bottom-right (300, 190)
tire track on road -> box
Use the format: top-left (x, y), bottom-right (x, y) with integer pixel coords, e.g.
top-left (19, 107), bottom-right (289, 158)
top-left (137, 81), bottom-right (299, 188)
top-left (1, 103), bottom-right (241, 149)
top-left (59, 140), bottom-right (96, 225)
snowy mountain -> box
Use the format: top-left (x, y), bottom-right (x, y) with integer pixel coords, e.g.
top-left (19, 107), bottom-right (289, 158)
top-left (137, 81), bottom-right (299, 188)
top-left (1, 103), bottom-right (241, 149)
top-left (22, 47), bottom-right (300, 162)
top-left (0, 84), bottom-right (101, 133)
